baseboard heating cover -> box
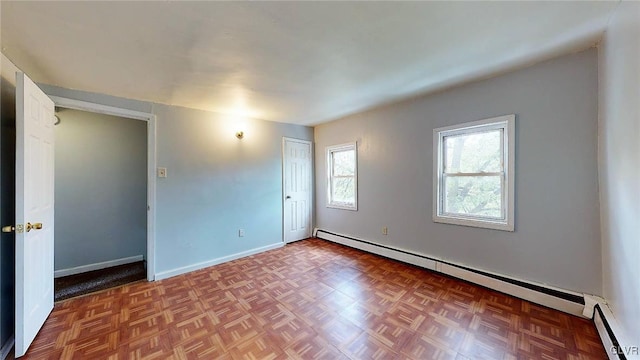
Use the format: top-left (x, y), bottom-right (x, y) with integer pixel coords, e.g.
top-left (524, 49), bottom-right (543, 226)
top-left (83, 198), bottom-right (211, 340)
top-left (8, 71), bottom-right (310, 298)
top-left (591, 299), bottom-right (639, 360)
top-left (315, 228), bottom-right (586, 316)
top-left (315, 229), bottom-right (638, 359)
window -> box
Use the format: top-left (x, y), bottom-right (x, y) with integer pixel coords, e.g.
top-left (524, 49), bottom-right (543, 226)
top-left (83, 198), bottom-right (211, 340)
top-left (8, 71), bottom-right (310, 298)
top-left (433, 115), bottom-right (515, 231)
top-left (327, 142), bottom-right (357, 210)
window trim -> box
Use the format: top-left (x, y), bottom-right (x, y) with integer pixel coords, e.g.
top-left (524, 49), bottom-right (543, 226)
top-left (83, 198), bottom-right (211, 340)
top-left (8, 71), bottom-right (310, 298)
top-left (433, 115), bottom-right (515, 231)
top-left (326, 142), bottom-right (358, 211)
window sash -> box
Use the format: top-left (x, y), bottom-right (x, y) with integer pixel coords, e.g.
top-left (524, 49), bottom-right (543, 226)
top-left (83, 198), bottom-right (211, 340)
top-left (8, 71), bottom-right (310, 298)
top-left (330, 178), bottom-right (355, 205)
top-left (331, 175), bottom-right (355, 180)
top-left (441, 173), bottom-right (505, 220)
top-left (330, 151), bottom-right (355, 177)
top-left (443, 128), bottom-right (504, 174)
top-left (442, 172), bottom-right (503, 177)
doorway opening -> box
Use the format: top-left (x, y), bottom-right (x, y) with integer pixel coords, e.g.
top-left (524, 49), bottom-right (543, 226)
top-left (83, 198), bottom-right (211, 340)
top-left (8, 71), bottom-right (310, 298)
top-left (50, 97), bottom-right (156, 300)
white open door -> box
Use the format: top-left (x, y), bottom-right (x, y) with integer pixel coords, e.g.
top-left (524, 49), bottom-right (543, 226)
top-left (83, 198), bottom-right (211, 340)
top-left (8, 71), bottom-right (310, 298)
top-left (15, 72), bottom-right (55, 357)
top-left (283, 138), bottom-right (312, 243)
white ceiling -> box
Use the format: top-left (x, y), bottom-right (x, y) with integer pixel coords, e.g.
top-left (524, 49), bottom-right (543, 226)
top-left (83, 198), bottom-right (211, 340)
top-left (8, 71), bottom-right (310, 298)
top-left (1, 1), bottom-right (618, 126)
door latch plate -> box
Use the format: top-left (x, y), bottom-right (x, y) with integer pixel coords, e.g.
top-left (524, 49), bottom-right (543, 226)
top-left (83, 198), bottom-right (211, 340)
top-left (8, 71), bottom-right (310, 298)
top-left (2, 224), bottom-right (24, 233)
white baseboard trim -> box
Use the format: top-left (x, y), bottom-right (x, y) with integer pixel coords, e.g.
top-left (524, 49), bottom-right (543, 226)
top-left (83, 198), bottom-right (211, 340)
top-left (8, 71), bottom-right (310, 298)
top-left (1, 335), bottom-right (14, 360)
top-left (154, 242), bottom-right (284, 281)
top-left (316, 229), bottom-right (587, 317)
top-left (592, 298), bottom-right (639, 360)
top-left (54, 255), bottom-right (144, 278)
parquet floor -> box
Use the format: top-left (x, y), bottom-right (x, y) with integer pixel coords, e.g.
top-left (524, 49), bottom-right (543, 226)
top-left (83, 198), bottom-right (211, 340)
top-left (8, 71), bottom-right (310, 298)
top-left (24, 238), bottom-right (607, 359)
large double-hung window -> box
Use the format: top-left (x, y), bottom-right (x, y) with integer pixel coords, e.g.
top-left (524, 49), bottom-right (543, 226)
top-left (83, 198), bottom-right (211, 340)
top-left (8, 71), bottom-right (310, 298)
top-left (433, 115), bottom-right (515, 231)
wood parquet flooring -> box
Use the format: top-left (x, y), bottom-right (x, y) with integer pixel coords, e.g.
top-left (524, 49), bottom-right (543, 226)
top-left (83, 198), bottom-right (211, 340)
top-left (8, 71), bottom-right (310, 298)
top-left (24, 238), bottom-right (607, 359)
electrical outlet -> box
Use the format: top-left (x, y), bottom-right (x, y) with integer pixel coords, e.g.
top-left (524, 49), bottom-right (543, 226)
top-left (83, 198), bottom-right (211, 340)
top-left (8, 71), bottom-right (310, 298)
top-left (382, 227), bottom-right (388, 235)
top-left (157, 167), bottom-right (167, 178)
top-left (239, 229), bottom-right (245, 237)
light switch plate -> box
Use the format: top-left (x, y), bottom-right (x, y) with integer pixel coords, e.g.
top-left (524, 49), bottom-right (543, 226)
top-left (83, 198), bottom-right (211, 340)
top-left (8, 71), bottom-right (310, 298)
top-left (157, 167), bottom-right (167, 178)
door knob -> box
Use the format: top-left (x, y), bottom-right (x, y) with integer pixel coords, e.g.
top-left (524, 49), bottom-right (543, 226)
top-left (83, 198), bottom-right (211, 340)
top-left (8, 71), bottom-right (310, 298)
top-left (286, 196), bottom-right (291, 199)
top-left (25, 222), bottom-right (43, 232)
top-left (2, 226), bottom-right (14, 233)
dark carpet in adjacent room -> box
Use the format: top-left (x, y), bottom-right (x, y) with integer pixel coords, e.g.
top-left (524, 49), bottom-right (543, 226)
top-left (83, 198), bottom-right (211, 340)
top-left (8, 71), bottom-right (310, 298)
top-left (54, 261), bottom-right (146, 301)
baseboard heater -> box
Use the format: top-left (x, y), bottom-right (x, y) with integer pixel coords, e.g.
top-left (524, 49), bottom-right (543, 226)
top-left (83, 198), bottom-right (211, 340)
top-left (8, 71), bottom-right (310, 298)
top-left (314, 228), bottom-right (631, 360)
top-left (593, 303), bottom-right (637, 360)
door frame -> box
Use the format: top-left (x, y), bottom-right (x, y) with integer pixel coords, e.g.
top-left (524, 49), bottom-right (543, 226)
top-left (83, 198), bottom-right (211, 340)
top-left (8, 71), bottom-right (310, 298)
top-left (49, 96), bottom-right (157, 281)
top-left (281, 137), bottom-right (313, 243)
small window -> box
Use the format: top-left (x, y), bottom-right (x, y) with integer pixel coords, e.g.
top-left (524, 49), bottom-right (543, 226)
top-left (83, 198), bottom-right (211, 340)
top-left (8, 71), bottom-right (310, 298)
top-left (433, 115), bottom-right (515, 231)
top-left (327, 142), bottom-right (357, 210)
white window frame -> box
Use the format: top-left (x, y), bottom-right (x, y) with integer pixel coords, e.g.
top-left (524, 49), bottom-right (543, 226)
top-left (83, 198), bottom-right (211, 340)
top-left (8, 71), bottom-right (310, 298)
top-left (433, 114), bottom-right (515, 231)
top-left (326, 142), bottom-right (358, 211)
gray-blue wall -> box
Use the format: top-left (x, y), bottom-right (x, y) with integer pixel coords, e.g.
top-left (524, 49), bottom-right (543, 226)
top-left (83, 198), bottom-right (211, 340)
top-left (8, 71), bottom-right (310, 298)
top-left (153, 104), bottom-right (313, 273)
top-left (314, 48), bottom-right (602, 295)
top-left (39, 84), bottom-right (314, 278)
top-left (54, 109), bottom-right (147, 271)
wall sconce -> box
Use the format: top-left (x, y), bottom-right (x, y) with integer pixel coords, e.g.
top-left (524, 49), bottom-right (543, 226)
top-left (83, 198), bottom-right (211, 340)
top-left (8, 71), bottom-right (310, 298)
top-left (235, 131), bottom-right (244, 139)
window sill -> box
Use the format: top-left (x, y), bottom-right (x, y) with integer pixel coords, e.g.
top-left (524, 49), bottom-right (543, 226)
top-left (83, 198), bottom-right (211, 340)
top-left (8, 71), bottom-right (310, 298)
top-left (433, 215), bottom-right (514, 231)
top-left (327, 203), bottom-right (358, 211)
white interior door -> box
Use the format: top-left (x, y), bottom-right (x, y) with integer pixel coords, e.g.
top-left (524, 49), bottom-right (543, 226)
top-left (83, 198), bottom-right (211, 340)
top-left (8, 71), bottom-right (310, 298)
top-left (15, 72), bottom-right (55, 357)
top-left (283, 138), bottom-right (312, 243)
